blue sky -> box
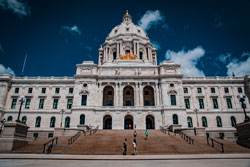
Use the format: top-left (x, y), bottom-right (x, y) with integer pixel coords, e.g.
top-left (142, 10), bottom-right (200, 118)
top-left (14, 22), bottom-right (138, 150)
top-left (0, 0), bottom-right (250, 77)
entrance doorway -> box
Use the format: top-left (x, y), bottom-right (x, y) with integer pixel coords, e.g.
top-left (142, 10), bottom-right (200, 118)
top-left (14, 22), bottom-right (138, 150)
top-left (124, 115), bottom-right (133, 129)
top-left (146, 115), bottom-right (155, 129)
top-left (103, 115), bottom-right (112, 129)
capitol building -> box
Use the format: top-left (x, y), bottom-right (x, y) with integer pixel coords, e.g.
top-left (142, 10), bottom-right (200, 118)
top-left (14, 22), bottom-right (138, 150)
top-left (0, 11), bottom-right (249, 140)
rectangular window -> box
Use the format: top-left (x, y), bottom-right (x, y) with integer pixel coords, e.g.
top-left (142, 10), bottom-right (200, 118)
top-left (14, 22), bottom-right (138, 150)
top-left (14, 88), bottom-right (19, 94)
top-left (183, 88), bottom-right (188, 94)
top-left (184, 99), bottom-right (190, 109)
top-left (48, 133), bottom-right (54, 138)
top-left (107, 100), bottom-right (113, 106)
top-left (67, 99), bottom-right (73, 109)
top-left (144, 100), bottom-right (150, 106)
top-left (170, 95), bottom-right (176, 106)
top-left (226, 98), bottom-right (232, 108)
top-left (41, 88), bottom-right (46, 94)
top-left (69, 88), bottom-right (74, 94)
top-left (213, 98), bottom-right (219, 109)
top-left (197, 88), bottom-right (202, 93)
top-left (11, 99), bottom-right (17, 109)
top-left (238, 87), bottom-right (242, 93)
top-left (81, 95), bottom-right (87, 106)
top-left (224, 87), bottom-right (229, 93)
top-left (199, 98), bottom-right (204, 109)
top-left (55, 88), bottom-right (60, 94)
top-left (25, 98), bottom-right (31, 109)
top-left (125, 100), bottom-right (131, 106)
top-left (53, 99), bottom-right (58, 109)
top-left (28, 88), bottom-right (33, 94)
top-left (39, 98), bottom-right (44, 109)
top-left (211, 87), bottom-right (215, 93)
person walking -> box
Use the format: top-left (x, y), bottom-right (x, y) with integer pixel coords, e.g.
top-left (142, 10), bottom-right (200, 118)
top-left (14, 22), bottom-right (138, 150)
top-left (123, 138), bottom-right (127, 155)
top-left (145, 129), bottom-right (148, 140)
top-left (134, 131), bottom-right (137, 138)
top-left (132, 139), bottom-right (137, 155)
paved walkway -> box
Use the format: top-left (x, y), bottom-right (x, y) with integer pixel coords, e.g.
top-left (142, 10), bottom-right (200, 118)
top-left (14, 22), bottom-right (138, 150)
top-left (0, 153), bottom-right (249, 160)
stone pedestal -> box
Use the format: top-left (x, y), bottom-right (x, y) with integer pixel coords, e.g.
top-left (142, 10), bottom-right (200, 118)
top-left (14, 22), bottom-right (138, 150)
top-left (236, 121), bottom-right (250, 148)
top-left (54, 128), bottom-right (79, 136)
top-left (0, 121), bottom-right (29, 151)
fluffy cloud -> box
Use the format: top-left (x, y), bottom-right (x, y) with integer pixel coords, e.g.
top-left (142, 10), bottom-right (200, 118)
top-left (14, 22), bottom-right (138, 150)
top-left (227, 52), bottom-right (250, 76)
top-left (165, 46), bottom-right (205, 77)
top-left (0, 64), bottom-right (15, 76)
top-left (151, 41), bottom-right (161, 50)
top-left (217, 53), bottom-right (231, 64)
top-left (0, 0), bottom-right (30, 17)
top-left (138, 10), bottom-right (166, 32)
top-left (60, 25), bottom-right (81, 36)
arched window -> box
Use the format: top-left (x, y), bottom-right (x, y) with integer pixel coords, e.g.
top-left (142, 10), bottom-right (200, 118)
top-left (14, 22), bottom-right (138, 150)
top-left (202, 116), bottom-right (208, 127)
top-left (123, 86), bottom-right (134, 106)
top-left (35, 116), bottom-right (41, 127)
top-left (103, 86), bottom-right (114, 106)
top-left (80, 114), bottom-right (85, 125)
top-left (7, 116), bottom-right (13, 122)
top-left (50, 117), bottom-right (56, 128)
top-left (143, 86), bottom-right (155, 106)
top-left (65, 117), bottom-right (70, 128)
top-left (173, 114), bottom-right (178, 124)
top-left (216, 116), bottom-right (222, 127)
top-left (187, 117), bottom-right (193, 128)
top-left (231, 116), bottom-right (237, 127)
top-left (21, 116), bottom-right (27, 124)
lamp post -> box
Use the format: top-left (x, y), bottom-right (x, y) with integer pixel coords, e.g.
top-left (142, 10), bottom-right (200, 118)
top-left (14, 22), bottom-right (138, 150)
top-left (194, 108), bottom-right (199, 127)
top-left (16, 96), bottom-right (25, 122)
top-left (60, 109), bottom-right (65, 127)
top-left (239, 95), bottom-right (250, 122)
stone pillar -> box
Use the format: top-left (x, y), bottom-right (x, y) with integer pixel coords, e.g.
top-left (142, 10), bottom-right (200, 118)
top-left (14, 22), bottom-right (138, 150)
top-left (119, 82), bottom-right (123, 106)
top-left (155, 82), bottom-right (160, 106)
top-left (204, 87), bottom-right (209, 110)
top-left (190, 87), bottom-right (195, 109)
top-left (135, 82), bottom-right (139, 106)
top-left (115, 82), bottom-right (119, 106)
top-left (100, 83), bottom-right (104, 106)
top-left (218, 86), bottom-right (224, 110)
top-left (139, 82), bottom-right (143, 106)
top-left (0, 122), bottom-right (29, 151)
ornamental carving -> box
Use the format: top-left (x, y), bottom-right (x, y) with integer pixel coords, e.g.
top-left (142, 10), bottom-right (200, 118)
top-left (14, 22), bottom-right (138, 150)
top-left (167, 90), bottom-right (177, 94)
top-left (79, 90), bottom-right (90, 95)
top-left (165, 66), bottom-right (176, 70)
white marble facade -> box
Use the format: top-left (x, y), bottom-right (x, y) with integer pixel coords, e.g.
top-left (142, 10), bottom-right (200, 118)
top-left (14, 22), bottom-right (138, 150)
top-left (0, 11), bottom-right (249, 138)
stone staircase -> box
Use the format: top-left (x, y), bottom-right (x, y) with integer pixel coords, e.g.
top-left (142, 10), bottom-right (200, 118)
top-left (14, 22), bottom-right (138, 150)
top-left (13, 130), bottom-right (250, 154)
top-left (61, 130), bottom-right (217, 154)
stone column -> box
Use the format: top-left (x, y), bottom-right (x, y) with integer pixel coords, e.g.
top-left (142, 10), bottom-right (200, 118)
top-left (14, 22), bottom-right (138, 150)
top-left (218, 86), bottom-right (224, 110)
top-left (204, 87), bottom-right (209, 110)
top-left (100, 83), bottom-right (104, 106)
top-left (139, 82), bottom-right (143, 106)
top-left (155, 82), bottom-right (160, 106)
top-left (116, 43), bottom-right (120, 60)
top-left (135, 82), bottom-right (139, 106)
top-left (119, 82), bottom-right (123, 106)
top-left (190, 87), bottom-right (195, 109)
top-left (136, 42), bottom-right (139, 56)
top-left (115, 82), bottom-right (119, 106)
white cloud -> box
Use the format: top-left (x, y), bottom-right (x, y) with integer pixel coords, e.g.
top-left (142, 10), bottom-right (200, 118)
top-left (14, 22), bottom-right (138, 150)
top-left (60, 25), bottom-right (81, 36)
top-left (0, 0), bottom-right (30, 17)
top-left (165, 46), bottom-right (205, 77)
top-left (217, 53), bottom-right (231, 64)
top-left (227, 52), bottom-right (250, 76)
top-left (152, 41), bottom-right (161, 50)
top-left (138, 10), bottom-right (165, 32)
top-left (0, 64), bottom-right (15, 76)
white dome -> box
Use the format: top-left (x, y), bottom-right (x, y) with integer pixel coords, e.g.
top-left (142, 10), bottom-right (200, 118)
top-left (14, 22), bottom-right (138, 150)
top-left (106, 11), bottom-right (149, 41)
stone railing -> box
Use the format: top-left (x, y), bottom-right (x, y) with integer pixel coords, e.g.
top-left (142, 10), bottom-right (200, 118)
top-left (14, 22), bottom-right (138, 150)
top-left (206, 137), bottom-right (224, 153)
top-left (177, 131), bottom-right (194, 144)
top-left (42, 137), bottom-right (58, 153)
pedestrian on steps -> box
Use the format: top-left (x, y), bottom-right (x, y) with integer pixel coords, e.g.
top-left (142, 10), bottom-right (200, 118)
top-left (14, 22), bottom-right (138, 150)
top-left (123, 138), bottom-right (127, 155)
top-left (145, 129), bottom-right (148, 140)
top-left (132, 139), bottom-right (137, 155)
top-left (134, 131), bottom-right (137, 138)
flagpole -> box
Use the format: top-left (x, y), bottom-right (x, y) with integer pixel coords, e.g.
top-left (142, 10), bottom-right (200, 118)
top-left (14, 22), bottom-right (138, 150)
top-left (20, 53), bottom-right (27, 77)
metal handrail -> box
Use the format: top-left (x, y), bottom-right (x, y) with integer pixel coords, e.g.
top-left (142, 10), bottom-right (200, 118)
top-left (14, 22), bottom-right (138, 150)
top-left (206, 137), bottom-right (224, 153)
top-left (42, 137), bottom-right (58, 153)
top-left (178, 132), bottom-right (194, 144)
